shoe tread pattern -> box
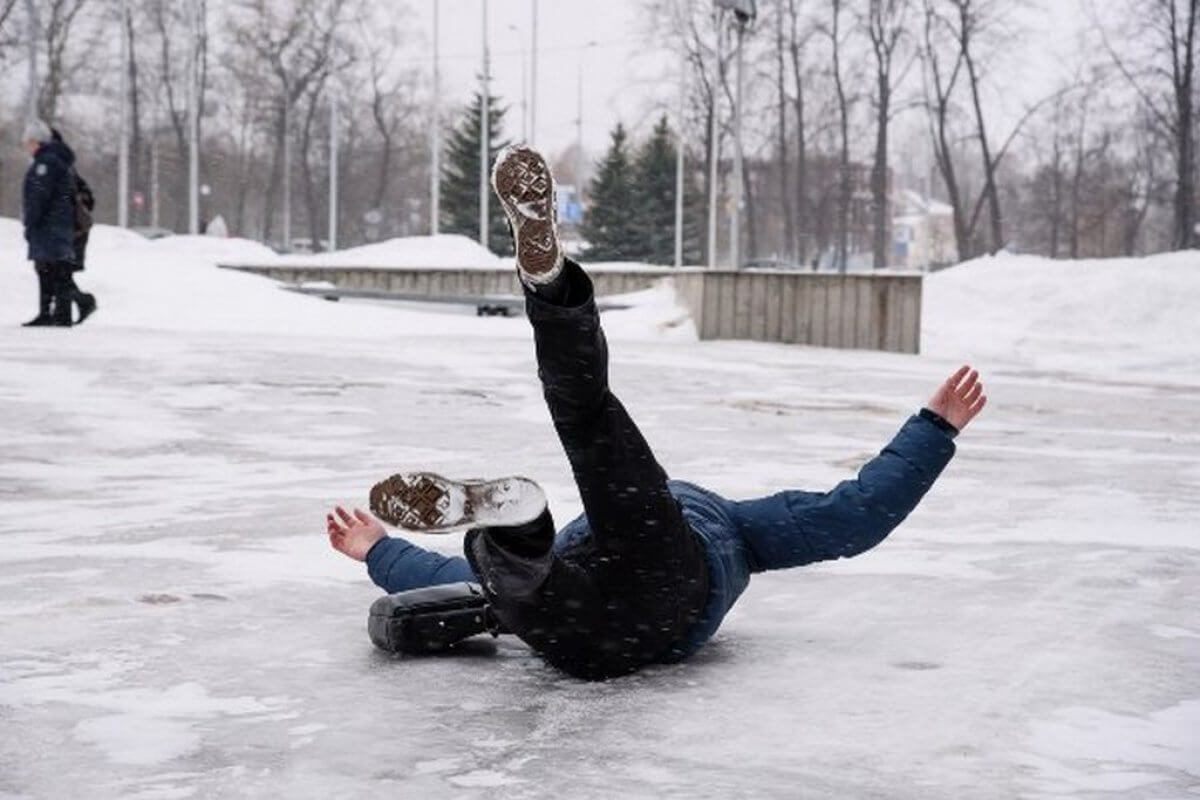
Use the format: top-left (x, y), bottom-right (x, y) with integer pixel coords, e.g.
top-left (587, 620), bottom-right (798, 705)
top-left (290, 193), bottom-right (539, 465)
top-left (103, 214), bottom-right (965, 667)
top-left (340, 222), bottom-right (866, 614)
top-left (492, 147), bottom-right (560, 278)
top-left (370, 473), bottom-right (453, 529)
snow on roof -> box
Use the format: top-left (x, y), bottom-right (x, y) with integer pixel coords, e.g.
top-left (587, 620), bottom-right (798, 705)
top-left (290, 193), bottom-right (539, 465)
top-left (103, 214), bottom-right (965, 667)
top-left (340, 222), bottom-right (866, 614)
top-left (263, 234), bottom-right (507, 269)
top-left (899, 189), bottom-right (954, 217)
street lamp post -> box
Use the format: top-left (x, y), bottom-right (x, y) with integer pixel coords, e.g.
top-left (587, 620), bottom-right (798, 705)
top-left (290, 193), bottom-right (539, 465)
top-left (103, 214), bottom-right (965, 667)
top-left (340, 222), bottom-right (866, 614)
top-left (675, 0), bottom-right (694, 268)
top-left (118, 0), bottom-right (130, 227)
top-left (706, 8), bottom-right (721, 268)
top-left (730, 16), bottom-right (745, 271)
top-left (714, 0), bottom-right (755, 269)
top-left (188, 0), bottom-right (202, 235)
top-left (508, 23), bottom-right (528, 141)
top-left (431, 0), bottom-right (440, 235)
top-left (575, 40), bottom-right (597, 202)
top-left (530, 0), bottom-right (538, 146)
top-left (479, 0), bottom-right (490, 249)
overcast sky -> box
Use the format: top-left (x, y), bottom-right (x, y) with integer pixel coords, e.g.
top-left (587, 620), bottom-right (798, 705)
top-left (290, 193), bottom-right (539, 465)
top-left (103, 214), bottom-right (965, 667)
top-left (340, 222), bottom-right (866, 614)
top-left (410, 0), bottom-right (1092, 160)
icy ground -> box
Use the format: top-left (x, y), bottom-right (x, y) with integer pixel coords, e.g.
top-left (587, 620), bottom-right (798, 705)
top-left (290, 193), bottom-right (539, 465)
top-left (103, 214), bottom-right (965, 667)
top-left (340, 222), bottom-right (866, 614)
top-left (1, 225), bottom-right (1197, 799)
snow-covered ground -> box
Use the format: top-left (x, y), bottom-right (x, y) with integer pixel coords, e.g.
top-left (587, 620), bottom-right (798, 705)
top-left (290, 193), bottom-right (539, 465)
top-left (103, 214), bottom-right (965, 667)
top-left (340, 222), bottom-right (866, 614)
top-left (1, 224), bottom-right (1197, 799)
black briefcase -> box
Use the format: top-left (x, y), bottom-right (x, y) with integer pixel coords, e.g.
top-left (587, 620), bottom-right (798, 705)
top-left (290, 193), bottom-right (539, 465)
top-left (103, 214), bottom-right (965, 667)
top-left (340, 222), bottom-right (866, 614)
top-left (367, 582), bottom-right (504, 655)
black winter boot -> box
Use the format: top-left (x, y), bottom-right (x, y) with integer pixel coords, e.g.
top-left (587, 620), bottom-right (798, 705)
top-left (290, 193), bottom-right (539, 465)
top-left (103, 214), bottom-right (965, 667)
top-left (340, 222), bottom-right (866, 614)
top-left (49, 266), bottom-right (73, 327)
top-left (23, 265), bottom-right (54, 326)
top-left (76, 293), bottom-right (97, 324)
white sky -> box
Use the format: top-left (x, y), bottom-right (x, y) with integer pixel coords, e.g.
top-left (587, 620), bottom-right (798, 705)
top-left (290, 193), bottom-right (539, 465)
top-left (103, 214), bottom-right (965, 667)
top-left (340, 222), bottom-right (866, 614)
top-left (411, 0), bottom-right (1093, 163)
top-left (411, 0), bottom-right (664, 160)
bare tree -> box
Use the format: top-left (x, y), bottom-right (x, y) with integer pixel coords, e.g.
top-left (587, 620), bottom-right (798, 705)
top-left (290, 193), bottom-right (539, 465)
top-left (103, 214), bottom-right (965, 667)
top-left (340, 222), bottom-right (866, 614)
top-left (36, 0), bottom-right (89, 122)
top-left (1098, 0), bottom-right (1197, 249)
top-left (228, 0), bottom-right (352, 241)
top-left (864, 0), bottom-right (915, 268)
top-left (828, 0), bottom-right (852, 271)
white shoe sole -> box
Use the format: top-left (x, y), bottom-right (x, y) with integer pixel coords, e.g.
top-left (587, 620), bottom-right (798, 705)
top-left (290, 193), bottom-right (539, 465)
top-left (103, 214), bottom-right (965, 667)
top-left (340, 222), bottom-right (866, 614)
top-left (369, 472), bottom-right (547, 533)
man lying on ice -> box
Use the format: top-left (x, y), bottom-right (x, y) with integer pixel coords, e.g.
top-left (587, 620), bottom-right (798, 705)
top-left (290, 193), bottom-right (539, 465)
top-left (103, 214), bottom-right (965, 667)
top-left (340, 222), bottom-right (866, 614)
top-left (326, 144), bottom-right (987, 681)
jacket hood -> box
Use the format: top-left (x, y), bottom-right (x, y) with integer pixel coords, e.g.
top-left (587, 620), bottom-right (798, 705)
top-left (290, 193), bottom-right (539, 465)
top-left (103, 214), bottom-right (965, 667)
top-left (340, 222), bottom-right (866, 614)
top-left (38, 138), bottom-right (75, 167)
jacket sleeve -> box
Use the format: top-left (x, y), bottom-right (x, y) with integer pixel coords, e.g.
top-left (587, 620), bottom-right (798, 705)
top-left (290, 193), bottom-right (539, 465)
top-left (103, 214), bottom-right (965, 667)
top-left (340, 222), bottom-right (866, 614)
top-left (731, 413), bottom-right (957, 572)
top-left (23, 155), bottom-right (65, 232)
top-left (365, 535), bottom-right (478, 594)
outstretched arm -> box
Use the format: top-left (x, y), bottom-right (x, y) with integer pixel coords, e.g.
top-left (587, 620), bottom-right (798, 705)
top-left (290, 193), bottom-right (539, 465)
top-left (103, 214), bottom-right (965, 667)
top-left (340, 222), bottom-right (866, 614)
top-left (326, 506), bottom-right (476, 593)
top-left (732, 365), bottom-right (987, 572)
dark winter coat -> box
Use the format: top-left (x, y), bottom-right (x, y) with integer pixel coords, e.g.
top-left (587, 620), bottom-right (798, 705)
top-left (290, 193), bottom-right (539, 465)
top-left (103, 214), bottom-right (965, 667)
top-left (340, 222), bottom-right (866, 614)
top-left (365, 411), bottom-right (958, 662)
top-left (23, 139), bottom-right (78, 266)
top-left (72, 172), bottom-right (95, 271)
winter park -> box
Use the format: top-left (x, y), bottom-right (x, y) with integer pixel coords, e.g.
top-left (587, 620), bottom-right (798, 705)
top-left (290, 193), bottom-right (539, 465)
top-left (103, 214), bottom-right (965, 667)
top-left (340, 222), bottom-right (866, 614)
top-left (2, 0), bottom-right (1200, 798)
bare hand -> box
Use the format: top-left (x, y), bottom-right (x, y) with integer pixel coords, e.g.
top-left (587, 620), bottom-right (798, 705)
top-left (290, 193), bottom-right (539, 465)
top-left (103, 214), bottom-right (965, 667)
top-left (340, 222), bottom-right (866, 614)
top-left (326, 505), bottom-right (386, 562)
top-left (926, 365), bottom-right (987, 432)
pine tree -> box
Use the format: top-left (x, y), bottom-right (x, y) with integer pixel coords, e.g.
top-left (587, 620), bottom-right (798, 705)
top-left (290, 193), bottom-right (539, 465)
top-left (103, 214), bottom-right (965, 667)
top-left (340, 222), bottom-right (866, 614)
top-left (581, 124), bottom-right (643, 261)
top-left (440, 89), bottom-right (512, 254)
top-left (632, 115), bottom-right (704, 265)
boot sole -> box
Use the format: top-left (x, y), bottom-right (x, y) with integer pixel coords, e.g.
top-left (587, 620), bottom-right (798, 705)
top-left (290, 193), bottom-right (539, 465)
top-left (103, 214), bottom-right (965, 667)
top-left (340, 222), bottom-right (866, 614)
top-left (491, 147), bottom-right (562, 281)
top-left (369, 472), bottom-right (546, 533)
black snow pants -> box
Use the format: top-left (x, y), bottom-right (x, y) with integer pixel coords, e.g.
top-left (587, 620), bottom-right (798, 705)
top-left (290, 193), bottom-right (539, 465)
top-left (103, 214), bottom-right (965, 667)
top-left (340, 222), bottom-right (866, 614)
top-left (464, 259), bottom-right (710, 680)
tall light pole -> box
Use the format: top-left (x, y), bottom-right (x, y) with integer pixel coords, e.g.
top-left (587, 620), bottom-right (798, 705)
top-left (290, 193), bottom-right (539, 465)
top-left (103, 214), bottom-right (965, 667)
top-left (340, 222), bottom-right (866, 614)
top-left (706, 8), bottom-right (722, 268)
top-left (575, 40), bottom-right (598, 200)
top-left (730, 14), bottom-right (746, 271)
top-left (530, 0), bottom-right (538, 146)
top-left (23, 0), bottom-right (39, 123)
top-left (282, 89), bottom-right (292, 247)
top-left (431, 0), bottom-right (440, 235)
top-left (508, 23), bottom-right (528, 141)
top-left (118, 0), bottom-right (130, 228)
top-left (187, 0), bottom-right (201, 235)
top-left (675, 0), bottom-right (691, 268)
top-left (479, 0), bottom-right (490, 249)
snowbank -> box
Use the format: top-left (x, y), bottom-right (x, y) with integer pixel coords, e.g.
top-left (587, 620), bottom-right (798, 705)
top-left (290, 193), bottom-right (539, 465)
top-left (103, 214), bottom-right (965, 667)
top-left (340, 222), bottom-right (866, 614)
top-left (5, 214), bottom-right (1196, 377)
top-left (923, 251), bottom-right (1200, 380)
top-left (262, 234), bottom-right (506, 269)
top-left (0, 220), bottom-right (692, 340)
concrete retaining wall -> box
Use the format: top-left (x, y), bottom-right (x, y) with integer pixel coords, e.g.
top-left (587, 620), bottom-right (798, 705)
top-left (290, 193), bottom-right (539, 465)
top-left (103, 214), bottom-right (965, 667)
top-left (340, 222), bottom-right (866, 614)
top-left (220, 264), bottom-right (921, 354)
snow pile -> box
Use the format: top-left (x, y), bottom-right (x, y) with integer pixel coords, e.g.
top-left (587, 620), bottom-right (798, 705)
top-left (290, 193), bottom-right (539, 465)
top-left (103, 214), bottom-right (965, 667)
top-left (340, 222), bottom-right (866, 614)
top-left (923, 251), bottom-right (1200, 380)
top-left (264, 234), bottom-right (507, 269)
top-left (0, 220), bottom-right (691, 340)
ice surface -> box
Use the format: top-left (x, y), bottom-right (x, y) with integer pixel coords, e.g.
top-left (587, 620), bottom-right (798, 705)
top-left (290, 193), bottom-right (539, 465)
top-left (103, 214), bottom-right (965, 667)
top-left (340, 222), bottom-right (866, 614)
top-left (1, 223), bottom-right (1197, 798)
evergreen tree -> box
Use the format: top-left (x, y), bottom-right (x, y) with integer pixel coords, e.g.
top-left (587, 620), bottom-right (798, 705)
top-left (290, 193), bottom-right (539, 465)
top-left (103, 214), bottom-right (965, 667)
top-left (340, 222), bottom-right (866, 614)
top-left (581, 124), bottom-right (643, 261)
top-left (632, 115), bottom-right (703, 265)
top-left (440, 89), bottom-right (512, 254)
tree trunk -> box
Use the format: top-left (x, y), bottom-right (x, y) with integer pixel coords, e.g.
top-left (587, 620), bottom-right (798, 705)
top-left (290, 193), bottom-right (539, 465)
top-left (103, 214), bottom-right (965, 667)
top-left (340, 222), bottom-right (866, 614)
top-left (776, 4), bottom-right (794, 260)
top-left (1049, 138), bottom-right (1062, 258)
top-left (127, 8), bottom-right (143, 224)
top-left (788, 0), bottom-right (809, 263)
top-left (960, 9), bottom-right (1003, 252)
top-left (832, 0), bottom-right (850, 272)
top-left (1172, 0), bottom-right (1197, 248)
top-left (871, 71), bottom-right (891, 269)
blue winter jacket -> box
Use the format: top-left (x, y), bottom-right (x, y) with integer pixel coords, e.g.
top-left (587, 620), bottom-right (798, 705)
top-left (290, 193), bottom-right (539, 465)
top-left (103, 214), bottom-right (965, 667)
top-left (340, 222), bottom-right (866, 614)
top-left (367, 412), bottom-right (957, 659)
top-left (23, 139), bottom-right (78, 265)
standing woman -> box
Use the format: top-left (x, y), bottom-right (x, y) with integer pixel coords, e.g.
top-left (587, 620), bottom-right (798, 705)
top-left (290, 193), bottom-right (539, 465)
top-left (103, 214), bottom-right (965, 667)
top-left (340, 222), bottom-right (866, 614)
top-left (20, 120), bottom-right (92, 327)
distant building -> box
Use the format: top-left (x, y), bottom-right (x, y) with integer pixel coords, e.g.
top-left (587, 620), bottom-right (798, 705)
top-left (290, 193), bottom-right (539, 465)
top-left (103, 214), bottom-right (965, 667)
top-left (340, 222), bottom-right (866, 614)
top-left (893, 190), bottom-right (957, 270)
